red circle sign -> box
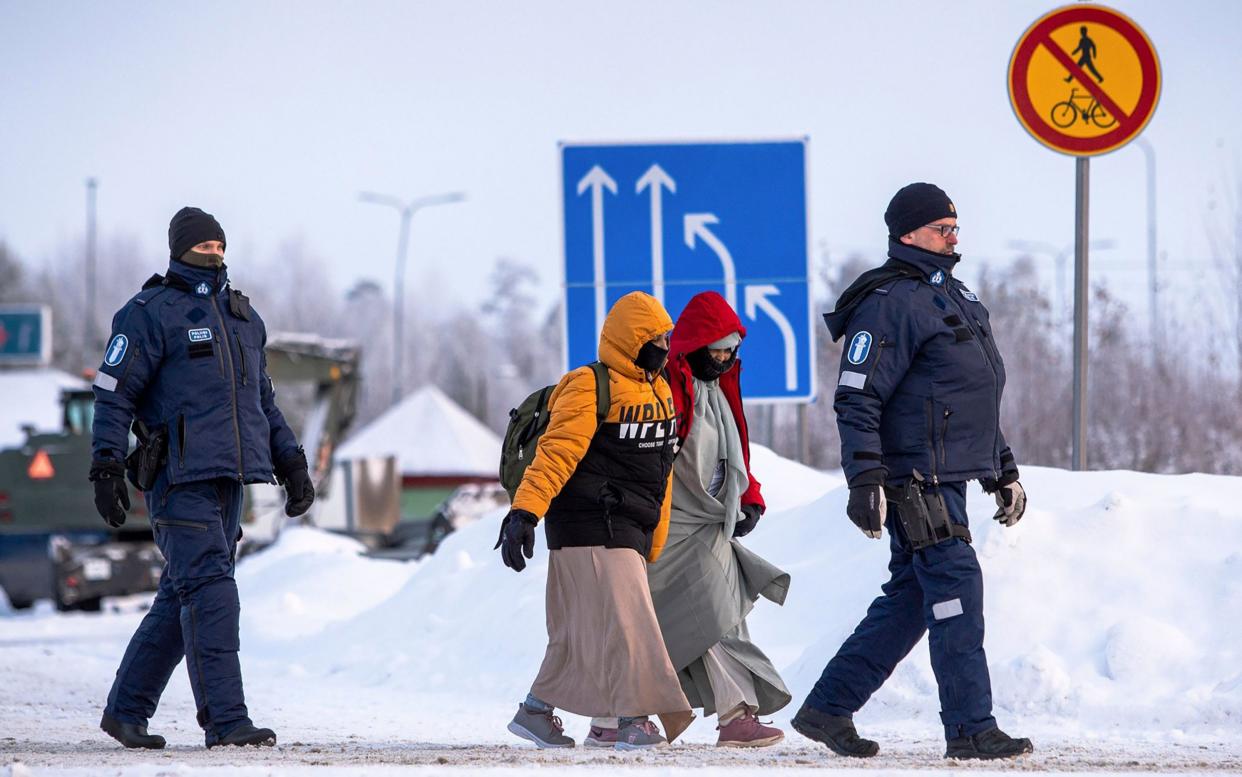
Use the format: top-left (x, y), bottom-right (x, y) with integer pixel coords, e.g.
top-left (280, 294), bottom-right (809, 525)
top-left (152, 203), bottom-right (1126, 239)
top-left (1008, 4), bottom-right (1160, 156)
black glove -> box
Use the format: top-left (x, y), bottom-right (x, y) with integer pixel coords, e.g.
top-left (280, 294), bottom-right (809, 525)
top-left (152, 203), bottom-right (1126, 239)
top-left (733, 503), bottom-right (762, 538)
top-left (991, 481), bottom-right (1027, 526)
top-left (846, 484), bottom-right (886, 539)
top-left (494, 508), bottom-right (538, 572)
top-left (89, 459), bottom-right (130, 528)
top-left (275, 447), bottom-right (315, 518)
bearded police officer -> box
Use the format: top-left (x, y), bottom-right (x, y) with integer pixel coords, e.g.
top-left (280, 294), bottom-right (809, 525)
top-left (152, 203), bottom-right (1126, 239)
top-left (90, 206), bottom-right (314, 749)
top-left (790, 184), bottom-right (1032, 760)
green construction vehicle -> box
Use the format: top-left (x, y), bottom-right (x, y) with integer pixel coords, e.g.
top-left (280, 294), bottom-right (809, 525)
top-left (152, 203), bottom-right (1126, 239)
top-left (0, 334), bottom-right (359, 611)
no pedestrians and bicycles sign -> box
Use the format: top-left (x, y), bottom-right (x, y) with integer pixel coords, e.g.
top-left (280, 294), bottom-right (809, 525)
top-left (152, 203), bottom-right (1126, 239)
top-left (1008, 4), bottom-right (1160, 156)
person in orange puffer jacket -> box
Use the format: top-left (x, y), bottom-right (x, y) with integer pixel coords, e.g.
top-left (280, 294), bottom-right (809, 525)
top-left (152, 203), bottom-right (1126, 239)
top-left (496, 291), bottom-right (694, 751)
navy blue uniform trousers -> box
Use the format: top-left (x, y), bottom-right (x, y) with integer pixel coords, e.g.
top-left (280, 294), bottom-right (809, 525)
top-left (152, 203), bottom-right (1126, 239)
top-left (104, 473), bottom-right (251, 744)
top-left (805, 482), bottom-right (996, 739)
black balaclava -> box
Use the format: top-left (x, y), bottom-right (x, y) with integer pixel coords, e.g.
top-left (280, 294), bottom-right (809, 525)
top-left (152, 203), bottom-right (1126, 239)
top-left (634, 340), bottom-right (669, 373)
top-left (168, 206), bottom-right (227, 263)
top-left (686, 346), bottom-right (737, 382)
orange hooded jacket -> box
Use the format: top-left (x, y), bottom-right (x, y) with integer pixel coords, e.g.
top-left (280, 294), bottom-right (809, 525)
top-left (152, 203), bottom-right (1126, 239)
top-left (512, 292), bottom-right (677, 562)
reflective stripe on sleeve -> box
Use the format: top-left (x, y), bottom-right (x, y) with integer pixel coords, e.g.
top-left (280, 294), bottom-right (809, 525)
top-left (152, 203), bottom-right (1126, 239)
top-left (838, 370), bottom-right (867, 390)
top-left (93, 371), bottom-right (118, 392)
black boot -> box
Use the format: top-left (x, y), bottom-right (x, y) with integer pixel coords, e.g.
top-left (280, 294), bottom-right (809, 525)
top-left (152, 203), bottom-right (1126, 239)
top-left (100, 712), bottom-right (166, 749)
top-left (208, 723), bottom-right (277, 748)
top-left (945, 726), bottom-right (1033, 760)
top-left (790, 703), bottom-right (879, 757)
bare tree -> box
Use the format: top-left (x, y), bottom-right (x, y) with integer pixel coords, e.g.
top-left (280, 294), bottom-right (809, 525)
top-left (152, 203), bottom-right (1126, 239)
top-left (0, 241), bottom-right (30, 304)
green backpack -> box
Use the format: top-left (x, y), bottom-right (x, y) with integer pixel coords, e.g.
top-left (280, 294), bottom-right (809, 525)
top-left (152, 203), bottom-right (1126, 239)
top-left (500, 361), bottom-right (610, 501)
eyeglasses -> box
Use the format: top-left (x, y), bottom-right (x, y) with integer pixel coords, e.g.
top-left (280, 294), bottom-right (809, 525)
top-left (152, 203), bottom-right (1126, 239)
top-left (922, 223), bottom-right (960, 238)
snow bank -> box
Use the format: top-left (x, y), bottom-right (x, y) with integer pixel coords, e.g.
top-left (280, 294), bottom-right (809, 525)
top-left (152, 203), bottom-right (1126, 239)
top-left (237, 527), bottom-right (420, 642)
top-left (230, 459), bottom-right (1242, 738)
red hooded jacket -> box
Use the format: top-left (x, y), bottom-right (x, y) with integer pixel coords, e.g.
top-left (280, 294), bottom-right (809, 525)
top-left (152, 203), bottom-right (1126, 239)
top-left (666, 291), bottom-right (764, 511)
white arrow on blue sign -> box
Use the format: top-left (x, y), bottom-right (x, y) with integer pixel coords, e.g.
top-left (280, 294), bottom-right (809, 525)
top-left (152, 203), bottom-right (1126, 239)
top-left (560, 139), bottom-right (815, 402)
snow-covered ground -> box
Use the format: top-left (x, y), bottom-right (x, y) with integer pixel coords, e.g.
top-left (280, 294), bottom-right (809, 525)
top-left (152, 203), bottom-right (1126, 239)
top-left (3, 446), bottom-right (1240, 775)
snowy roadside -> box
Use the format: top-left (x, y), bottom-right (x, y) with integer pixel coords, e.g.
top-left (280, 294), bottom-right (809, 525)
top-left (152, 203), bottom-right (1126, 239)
top-left (4, 451), bottom-right (1242, 774)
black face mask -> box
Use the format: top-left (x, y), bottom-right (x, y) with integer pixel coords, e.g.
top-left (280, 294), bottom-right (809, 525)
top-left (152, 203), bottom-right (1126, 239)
top-left (633, 340), bottom-right (669, 373)
top-left (686, 346), bottom-right (736, 382)
top-left (179, 249), bottom-right (224, 269)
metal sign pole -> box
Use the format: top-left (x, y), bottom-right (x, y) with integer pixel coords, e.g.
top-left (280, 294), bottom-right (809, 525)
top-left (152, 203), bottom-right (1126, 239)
top-left (1072, 157), bottom-right (1090, 471)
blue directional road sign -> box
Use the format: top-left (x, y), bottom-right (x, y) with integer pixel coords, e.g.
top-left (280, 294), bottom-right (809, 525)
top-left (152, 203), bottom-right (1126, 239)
top-left (561, 139), bottom-right (813, 402)
top-left (0, 305), bottom-right (52, 366)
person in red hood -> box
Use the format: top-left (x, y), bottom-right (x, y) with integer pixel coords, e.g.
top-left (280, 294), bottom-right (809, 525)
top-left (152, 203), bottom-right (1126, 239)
top-left (644, 290), bottom-right (793, 748)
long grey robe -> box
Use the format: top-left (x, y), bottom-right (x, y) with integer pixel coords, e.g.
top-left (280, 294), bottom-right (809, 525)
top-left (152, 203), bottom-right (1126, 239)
top-left (646, 376), bottom-right (792, 717)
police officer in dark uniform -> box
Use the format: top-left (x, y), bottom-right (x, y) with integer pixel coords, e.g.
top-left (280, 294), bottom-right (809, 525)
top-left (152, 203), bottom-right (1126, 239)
top-left (790, 184), bottom-right (1033, 760)
top-left (89, 206), bottom-right (314, 749)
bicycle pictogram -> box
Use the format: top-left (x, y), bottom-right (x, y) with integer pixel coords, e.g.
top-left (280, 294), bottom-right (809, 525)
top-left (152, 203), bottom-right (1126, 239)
top-left (1049, 87), bottom-right (1117, 129)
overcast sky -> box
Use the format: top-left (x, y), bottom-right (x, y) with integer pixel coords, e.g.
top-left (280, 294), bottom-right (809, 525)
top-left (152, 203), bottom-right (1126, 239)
top-left (2, 0), bottom-right (1240, 329)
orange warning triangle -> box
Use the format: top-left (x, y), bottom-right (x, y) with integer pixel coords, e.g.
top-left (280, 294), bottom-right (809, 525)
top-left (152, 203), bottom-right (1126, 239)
top-left (28, 449), bottom-right (55, 479)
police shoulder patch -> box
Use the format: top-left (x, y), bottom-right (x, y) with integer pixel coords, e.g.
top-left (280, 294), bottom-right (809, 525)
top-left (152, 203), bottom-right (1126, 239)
top-left (188, 328), bottom-right (213, 342)
top-left (847, 331), bottom-right (873, 365)
top-left (104, 334), bottom-right (128, 366)
top-left (194, 282), bottom-right (211, 296)
top-left (960, 286), bottom-right (980, 302)
top-left (929, 270), bottom-right (946, 286)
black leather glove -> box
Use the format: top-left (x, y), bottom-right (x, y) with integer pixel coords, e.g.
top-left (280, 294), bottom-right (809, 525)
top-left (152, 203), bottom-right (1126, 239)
top-left (846, 484), bottom-right (886, 539)
top-left (275, 447), bottom-right (315, 518)
top-left (494, 508), bottom-right (538, 572)
top-left (733, 503), bottom-right (762, 538)
top-left (89, 459), bottom-right (130, 528)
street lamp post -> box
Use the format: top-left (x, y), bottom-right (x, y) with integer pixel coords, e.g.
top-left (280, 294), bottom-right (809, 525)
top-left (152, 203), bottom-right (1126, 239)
top-left (84, 177), bottom-right (98, 371)
top-left (1007, 238), bottom-right (1116, 320)
top-left (359, 190), bottom-right (466, 405)
top-left (1134, 136), bottom-right (1158, 353)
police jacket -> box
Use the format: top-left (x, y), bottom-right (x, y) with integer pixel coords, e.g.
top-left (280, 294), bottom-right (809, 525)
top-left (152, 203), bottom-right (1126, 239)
top-left (512, 292), bottom-right (678, 562)
top-left (91, 260), bottom-right (300, 486)
top-left (823, 240), bottom-right (1016, 488)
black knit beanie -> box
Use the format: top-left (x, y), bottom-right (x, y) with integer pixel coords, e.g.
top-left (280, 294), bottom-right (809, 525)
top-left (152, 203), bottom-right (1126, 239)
top-left (168, 206), bottom-right (226, 260)
top-left (884, 183), bottom-right (956, 240)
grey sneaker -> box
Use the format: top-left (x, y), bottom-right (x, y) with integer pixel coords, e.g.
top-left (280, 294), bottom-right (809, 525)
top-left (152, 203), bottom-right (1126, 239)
top-left (507, 703), bottom-right (575, 749)
top-left (615, 718), bottom-right (667, 750)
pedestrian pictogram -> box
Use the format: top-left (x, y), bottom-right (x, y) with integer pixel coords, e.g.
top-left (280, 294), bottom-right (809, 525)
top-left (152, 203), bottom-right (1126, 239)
top-left (1008, 4), bottom-right (1160, 156)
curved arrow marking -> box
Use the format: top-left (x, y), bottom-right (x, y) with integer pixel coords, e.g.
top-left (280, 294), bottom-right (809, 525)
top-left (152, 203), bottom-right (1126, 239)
top-left (683, 213), bottom-right (738, 312)
top-left (744, 284), bottom-right (797, 391)
top-left (636, 164), bottom-right (675, 306)
top-left (578, 165), bottom-right (618, 339)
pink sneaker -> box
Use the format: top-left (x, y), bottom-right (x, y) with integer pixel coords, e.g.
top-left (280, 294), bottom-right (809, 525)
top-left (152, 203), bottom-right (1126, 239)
top-left (716, 711), bottom-right (784, 748)
top-left (584, 725), bottom-right (618, 748)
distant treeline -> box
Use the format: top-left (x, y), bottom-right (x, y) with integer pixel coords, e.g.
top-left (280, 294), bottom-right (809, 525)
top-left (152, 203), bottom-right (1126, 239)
top-left (3, 238), bottom-right (1239, 475)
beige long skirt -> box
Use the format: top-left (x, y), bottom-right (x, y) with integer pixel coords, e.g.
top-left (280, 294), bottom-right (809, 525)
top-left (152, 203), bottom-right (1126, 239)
top-left (530, 546), bottom-right (694, 742)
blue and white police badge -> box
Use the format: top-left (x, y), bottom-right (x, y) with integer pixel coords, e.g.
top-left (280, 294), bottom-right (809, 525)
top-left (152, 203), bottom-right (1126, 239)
top-left (104, 334), bottom-right (128, 366)
top-left (195, 282), bottom-right (211, 296)
top-left (847, 331), bottom-right (873, 365)
top-left (929, 270), bottom-right (945, 286)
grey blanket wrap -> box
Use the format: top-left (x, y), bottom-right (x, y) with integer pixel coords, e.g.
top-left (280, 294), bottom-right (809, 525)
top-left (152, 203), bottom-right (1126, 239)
top-left (647, 377), bottom-right (792, 716)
